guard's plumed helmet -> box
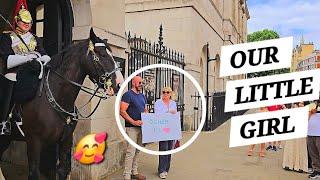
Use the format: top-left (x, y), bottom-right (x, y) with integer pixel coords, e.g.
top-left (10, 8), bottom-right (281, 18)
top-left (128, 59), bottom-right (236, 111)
top-left (15, 5), bottom-right (32, 24)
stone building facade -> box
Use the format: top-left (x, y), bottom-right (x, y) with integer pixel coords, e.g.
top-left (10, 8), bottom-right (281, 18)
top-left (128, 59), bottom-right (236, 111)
top-left (70, 1), bottom-right (127, 178)
top-left (125, 0), bottom-right (250, 129)
top-left (291, 38), bottom-right (315, 72)
top-left (296, 51), bottom-right (320, 71)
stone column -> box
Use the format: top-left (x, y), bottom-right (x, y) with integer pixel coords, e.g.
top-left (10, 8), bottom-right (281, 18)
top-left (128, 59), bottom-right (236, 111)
top-left (70, 0), bottom-right (127, 178)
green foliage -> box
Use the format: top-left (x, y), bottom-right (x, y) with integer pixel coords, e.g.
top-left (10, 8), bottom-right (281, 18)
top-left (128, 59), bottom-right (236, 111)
top-left (247, 68), bottom-right (290, 78)
top-left (247, 29), bottom-right (280, 42)
top-left (247, 29), bottom-right (288, 78)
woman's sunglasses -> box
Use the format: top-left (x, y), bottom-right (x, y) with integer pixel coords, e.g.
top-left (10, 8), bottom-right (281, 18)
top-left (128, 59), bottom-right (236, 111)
top-left (162, 91), bottom-right (171, 94)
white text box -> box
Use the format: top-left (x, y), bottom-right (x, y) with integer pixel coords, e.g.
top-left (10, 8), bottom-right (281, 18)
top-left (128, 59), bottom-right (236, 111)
top-left (225, 69), bottom-right (320, 112)
top-left (220, 37), bottom-right (293, 77)
top-left (229, 107), bottom-right (308, 147)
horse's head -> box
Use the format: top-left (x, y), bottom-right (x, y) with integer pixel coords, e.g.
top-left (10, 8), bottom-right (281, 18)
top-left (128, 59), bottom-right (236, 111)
top-left (83, 28), bottom-right (124, 95)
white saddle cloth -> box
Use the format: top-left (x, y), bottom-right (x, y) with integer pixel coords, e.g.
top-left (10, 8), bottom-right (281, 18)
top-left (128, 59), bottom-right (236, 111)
top-left (0, 167), bottom-right (5, 180)
top-left (5, 73), bottom-right (17, 81)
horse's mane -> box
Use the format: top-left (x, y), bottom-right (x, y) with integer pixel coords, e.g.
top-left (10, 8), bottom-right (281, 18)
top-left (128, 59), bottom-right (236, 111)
top-left (48, 39), bottom-right (90, 71)
top-left (47, 37), bottom-right (113, 72)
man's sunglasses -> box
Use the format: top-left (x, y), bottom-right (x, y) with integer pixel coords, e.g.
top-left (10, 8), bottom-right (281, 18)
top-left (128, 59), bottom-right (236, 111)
top-left (162, 91), bottom-right (171, 94)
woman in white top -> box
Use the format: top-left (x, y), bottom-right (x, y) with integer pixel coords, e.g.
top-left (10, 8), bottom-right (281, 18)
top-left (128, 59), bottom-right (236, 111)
top-left (154, 87), bottom-right (177, 179)
top-left (282, 102), bottom-right (308, 173)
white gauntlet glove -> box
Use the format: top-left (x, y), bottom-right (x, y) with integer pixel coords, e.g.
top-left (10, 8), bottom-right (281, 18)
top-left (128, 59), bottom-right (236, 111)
top-left (30, 51), bottom-right (41, 58)
top-left (27, 54), bottom-right (38, 60)
top-left (38, 55), bottom-right (51, 64)
top-left (7, 54), bottom-right (37, 69)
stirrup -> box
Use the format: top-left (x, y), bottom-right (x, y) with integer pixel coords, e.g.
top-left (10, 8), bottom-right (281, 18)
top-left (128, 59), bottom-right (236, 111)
top-left (0, 121), bottom-right (11, 135)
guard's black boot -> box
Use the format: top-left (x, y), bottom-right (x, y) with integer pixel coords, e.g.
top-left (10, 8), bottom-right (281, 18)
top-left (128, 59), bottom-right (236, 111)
top-left (0, 78), bottom-right (14, 135)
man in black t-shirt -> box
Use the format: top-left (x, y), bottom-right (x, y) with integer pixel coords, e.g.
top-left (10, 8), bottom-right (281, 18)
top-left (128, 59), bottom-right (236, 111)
top-left (120, 75), bottom-right (147, 180)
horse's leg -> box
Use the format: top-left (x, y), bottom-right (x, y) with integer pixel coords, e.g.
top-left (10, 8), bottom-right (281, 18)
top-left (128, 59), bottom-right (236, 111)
top-left (40, 144), bottom-right (57, 180)
top-left (0, 136), bottom-right (12, 178)
top-left (0, 136), bottom-right (12, 159)
top-left (26, 137), bottom-right (42, 180)
top-left (57, 134), bottom-right (73, 180)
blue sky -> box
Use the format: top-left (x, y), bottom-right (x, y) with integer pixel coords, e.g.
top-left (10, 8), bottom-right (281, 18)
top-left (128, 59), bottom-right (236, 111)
top-left (247, 0), bottom-right (319, 49)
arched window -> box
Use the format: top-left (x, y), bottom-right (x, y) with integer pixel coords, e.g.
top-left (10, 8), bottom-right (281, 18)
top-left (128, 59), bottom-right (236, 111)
top-left (35, 4), bottom-right (44, 38)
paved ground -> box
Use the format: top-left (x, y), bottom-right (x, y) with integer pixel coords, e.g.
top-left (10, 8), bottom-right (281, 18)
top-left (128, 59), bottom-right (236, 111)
top-left (0, 110), bottom-right (312, 180)
top-left (108, 120), bottom-right (309, 180)
top-left (0, 162), bottom-right (26, 180)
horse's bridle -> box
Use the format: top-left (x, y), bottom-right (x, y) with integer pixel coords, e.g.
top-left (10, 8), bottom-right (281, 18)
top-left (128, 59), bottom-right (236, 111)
top-left (89, 41), bottom-right (120, 90)
top-left (45, 41), bottom-right (120, 120)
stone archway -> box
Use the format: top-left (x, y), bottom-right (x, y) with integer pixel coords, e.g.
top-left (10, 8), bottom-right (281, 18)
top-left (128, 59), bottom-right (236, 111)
top-left (199, 45), bottom-right (208, 90)
top-left (28, 0), bottom-right (74, 56)
top-left (199, 57), bottom-right (204, 88)
top-left (0, 1), bottom-right (17, 31)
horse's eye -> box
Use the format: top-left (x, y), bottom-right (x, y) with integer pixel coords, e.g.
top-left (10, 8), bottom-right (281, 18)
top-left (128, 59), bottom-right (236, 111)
top-left (97, 51), bottom-right (107, 58)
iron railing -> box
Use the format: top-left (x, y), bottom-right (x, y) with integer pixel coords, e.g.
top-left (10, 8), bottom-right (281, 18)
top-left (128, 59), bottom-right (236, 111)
top-left (127, 25), bottom-right (186, 129)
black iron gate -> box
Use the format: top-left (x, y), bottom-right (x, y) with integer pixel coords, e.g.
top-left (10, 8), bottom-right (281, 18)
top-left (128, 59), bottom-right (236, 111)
top-left (210, 92), bottom-right (233, 130)
top-left (191, 92), bottom-right (214, 131)
top-left (191, 92), bottom-right (247, 131)
top-left (127, 25), bottom-right (185, 128)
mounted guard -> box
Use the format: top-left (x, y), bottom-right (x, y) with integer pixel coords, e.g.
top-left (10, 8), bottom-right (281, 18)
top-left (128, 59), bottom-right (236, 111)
top-left (0, 1), bottom-right (50, 135)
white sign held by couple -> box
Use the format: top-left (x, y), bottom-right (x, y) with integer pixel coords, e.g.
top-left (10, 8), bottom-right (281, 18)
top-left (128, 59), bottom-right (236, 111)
top-left (141, 112), bottom-right (182, 143)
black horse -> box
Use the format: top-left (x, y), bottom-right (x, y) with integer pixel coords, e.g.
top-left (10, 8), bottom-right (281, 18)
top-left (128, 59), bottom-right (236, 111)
top-left (0, 28), bottom-right (123, 180)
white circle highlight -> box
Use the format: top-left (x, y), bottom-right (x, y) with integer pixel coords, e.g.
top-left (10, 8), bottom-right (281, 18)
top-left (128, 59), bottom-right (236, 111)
top-left (114, 64), bottom-right (206, 155)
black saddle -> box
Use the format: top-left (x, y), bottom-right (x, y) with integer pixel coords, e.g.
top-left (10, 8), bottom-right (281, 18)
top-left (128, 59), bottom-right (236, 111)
top-left (13, 60), bottom-right (41, 104)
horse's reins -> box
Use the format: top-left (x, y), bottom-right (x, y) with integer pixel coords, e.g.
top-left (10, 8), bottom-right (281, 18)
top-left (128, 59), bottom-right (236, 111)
top-left (45, 41), bottom-right (120, 120)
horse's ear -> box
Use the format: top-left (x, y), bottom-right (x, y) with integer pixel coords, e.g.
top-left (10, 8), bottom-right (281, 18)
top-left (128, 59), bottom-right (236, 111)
top-left (103, 39), bottom-right (112, 52)
top-left (90, 28), bottom-right (97, 42)
top-left (103, 39), bottom-right (109, 46)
